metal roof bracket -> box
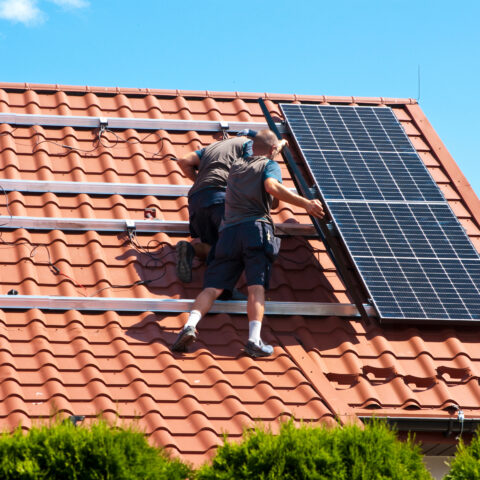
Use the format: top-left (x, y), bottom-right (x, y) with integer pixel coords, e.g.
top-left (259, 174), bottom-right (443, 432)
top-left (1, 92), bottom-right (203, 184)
top-left (125, 219), bottom-right (136, 233)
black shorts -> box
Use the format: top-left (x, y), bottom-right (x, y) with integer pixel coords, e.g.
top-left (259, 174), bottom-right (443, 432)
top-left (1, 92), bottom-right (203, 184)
top-left (189, 203), bottom-right (225, 246)
top-left (203, 220), bottom-right (281, 291)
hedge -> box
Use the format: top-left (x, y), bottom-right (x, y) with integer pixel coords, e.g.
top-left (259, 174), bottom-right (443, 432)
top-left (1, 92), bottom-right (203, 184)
top-left (444, 430), bottom-right (480, 479)
top-left (196, 419), bottom-right (433, 480)
top-left (0, 418), bottom-right (191, 480)
top-left (0, 417), bottom-right (438, 479)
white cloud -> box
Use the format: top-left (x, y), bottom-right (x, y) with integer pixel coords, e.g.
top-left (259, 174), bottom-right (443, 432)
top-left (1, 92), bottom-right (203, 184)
top-left (48, 0), bottom-right (88, 8)
top-left (0, 0), bottom-right (44, 24)
top-left (0, 0), bottom-right (87, 26)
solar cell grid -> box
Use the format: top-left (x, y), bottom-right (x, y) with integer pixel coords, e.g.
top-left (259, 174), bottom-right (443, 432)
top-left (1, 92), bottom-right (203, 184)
top-left (281, 103), bottom-right (480, 322)
top-left (356, 256), bottom-right (480, 320)
top-left (282, 104), bottom-right (443, 203)
top-left (281, 103), bottom-right (416, 154)
top-left (329, 202), bottom-right (479, 262)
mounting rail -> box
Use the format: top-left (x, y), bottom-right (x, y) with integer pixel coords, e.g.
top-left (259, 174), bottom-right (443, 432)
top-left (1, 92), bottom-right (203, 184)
top-left (0, 294), bottom-right (374, 317)
top-left (0, 179), bottom-right (300, 198)
top-left (0, 215), bottom-right (316, 236)
top-left (0, 179), bottom-right (190, 197)
top-left (0, 112), bottom-right (287, 133)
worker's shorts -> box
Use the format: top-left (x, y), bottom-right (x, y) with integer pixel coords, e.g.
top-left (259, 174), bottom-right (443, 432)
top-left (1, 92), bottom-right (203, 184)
top-left (203, 220), bottom-right (281, 291)
top-left (189, 203), bottom-right (225, 246)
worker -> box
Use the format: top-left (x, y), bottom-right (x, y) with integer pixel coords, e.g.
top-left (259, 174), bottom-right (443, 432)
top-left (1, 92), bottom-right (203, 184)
top-left (174, 130), bottom-right (257, 285)
top-left (171, 129), bottom-right (325, 357)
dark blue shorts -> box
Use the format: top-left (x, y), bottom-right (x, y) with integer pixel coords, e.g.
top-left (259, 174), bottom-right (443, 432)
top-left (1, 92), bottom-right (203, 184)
top-left (203, 221), bottom-right (281, 291)
top-left (189, 203), bottom-right (224, 246)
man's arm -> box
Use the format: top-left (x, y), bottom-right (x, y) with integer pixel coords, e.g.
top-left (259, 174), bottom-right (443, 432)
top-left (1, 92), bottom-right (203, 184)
top-left (175, 151), bottom-right (201, 182)
top-left (264, 177), bottom-right (325, 219)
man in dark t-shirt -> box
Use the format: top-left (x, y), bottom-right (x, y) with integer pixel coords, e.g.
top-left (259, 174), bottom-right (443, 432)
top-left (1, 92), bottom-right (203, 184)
top-left (175, 134), bottom-right (254, 283)
top-left (171, 130), bottom-right (325, 358)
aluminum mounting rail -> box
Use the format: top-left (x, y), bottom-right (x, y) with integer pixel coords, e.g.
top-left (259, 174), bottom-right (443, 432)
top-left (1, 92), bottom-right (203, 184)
top-left (0, 179), bottom-right (300, 198)
top-left (0, 215), bottom-right (317, 236)
top-left (0, 179), bottom-right (190, 197)
top-left (0, 294), bottom-right (375, 317)
top-left (0, 112), bottom-right (287, 133)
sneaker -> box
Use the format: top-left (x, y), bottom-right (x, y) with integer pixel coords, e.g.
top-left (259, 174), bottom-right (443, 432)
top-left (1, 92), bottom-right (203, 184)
top-left (176, 241), bottom-right (195, 283)
top-left (245, 339), bottom-right (274, 358)
top-left (171, 326), bottom-right (197, 352)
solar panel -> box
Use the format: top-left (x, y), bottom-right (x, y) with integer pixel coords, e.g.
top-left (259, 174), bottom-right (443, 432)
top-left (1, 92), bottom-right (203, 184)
top-left (281, 103), bottom-right (480, 322)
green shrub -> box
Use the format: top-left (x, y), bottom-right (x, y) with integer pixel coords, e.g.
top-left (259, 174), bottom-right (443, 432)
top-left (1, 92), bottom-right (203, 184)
top-left (0, 418), bottom-right (191, 480)
top-left (444, 431), bottom-right (480, 479)
top-left (196, 419), bottom-right (432, 480)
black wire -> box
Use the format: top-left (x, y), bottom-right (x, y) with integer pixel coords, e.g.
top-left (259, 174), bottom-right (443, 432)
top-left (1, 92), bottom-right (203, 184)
top-left (104, 128), bottom-right (166, 158)
top-left (1, 125), bottom-right (180, 296)
top-left (0, 186), bottom-right (12, 230)
top-left (28, 125), bottom-right (166, 159)
top-left (127, 229), bottom-right (176, 263)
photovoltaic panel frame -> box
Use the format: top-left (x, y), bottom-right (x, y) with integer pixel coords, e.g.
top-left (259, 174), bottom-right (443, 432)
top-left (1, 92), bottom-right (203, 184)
top-left (281, 103), bottom-right (480, 322)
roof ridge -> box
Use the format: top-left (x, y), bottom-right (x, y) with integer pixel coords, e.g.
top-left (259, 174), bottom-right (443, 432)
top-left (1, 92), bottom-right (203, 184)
top-left (0, 82), bottom-right (417, 105)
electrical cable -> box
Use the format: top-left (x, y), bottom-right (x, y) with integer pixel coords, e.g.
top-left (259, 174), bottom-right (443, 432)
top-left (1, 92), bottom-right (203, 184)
top-left (29, 125), bottom-right (167, 159)
top-left (0, 186), bottom-right (12, 229)
top-left (0, 125), bottom-right (169, 160)
top-left (1, 183), bottom-right (173, 297)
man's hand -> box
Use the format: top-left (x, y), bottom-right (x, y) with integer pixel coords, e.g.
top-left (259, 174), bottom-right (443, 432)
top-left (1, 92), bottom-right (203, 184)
top-left (305, 199), bottom-right (325, 219)
top-left (264, 178), bottom-right (325, 219)
top-left (272, 139), bottom-right (288, 158)
top-left (236, 129), bottom-right (257, 138)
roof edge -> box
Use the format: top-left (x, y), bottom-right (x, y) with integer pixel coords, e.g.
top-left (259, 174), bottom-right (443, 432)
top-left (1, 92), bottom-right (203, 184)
top-left (0, 82), bottom-right (417, 105)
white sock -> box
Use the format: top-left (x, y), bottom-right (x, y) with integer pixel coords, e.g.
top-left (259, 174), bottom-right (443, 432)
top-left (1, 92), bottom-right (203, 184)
top-left (185, 310), bottom-right (202, 329)
top-left (248, 320), bottom-right (262, 344)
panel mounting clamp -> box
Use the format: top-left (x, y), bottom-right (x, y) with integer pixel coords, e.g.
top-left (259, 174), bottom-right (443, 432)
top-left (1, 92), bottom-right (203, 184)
top-left (125, 219), bottom-right (136, 233)
top-left (99, 117), bottom-right (108, 128)
top-left (219, 121), bottom-right (229, 130)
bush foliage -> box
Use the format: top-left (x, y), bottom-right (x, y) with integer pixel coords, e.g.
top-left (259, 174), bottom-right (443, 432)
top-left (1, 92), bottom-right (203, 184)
top-left (196, 419), bottom-right (432, 480)
top-left (444, 431), bottom-right (480, 480)
top-left (0, 418), bottom-right (191, 480)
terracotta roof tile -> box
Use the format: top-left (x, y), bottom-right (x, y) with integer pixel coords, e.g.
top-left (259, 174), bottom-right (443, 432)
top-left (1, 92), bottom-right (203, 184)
top-left (1, 83), bottom-right (479, 463)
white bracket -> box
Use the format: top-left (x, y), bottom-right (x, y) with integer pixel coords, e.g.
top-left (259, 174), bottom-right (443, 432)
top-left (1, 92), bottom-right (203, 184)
top-left (125, 219), bottom-right (136, 233)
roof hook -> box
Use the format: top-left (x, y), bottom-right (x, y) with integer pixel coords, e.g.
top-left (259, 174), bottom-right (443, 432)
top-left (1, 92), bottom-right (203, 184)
top-left (219, 121), bottom-right (229, 140)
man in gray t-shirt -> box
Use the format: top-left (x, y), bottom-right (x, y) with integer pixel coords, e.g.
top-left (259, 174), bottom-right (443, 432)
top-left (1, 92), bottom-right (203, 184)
top-left (174, 135), bottom-right (253, 284)
top-left (172, 130), bottom-right (325, 358)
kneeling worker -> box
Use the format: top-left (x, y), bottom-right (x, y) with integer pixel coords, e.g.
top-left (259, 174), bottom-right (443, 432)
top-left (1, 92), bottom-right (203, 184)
top-left (175, 131), bottom-right (256, 283)
top-left (171, 129), bottom-right (325, 357)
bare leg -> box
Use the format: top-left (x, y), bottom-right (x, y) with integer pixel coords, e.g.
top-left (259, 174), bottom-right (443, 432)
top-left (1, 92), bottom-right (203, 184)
top-left (247, 284), bottom-right (265, 322)
top-left (191, 287), bottom-right (223, 316)
top-left (245, 284), bottom-right (273, 357)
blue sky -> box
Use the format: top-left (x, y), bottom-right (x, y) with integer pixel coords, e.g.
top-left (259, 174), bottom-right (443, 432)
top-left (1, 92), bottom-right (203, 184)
top-left (0, 0), bottom-right (479, 197)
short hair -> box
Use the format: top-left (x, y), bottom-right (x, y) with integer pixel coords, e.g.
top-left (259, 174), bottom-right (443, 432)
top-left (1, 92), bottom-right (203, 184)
top-left (253, 129), bottom-right (280, 150)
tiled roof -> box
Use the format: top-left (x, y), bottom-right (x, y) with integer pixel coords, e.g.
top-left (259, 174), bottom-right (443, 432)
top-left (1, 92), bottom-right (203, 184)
top-left (1, 83), bottom-right (480, 463)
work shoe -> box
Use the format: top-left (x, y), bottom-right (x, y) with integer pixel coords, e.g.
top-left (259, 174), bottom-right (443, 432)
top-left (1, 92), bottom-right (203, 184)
top-left (245, 339), bottom-right (274, 358)
top-left (171, 326), bottom-right (197, 352)
top-left (176, 241), bottom-right (194, 283)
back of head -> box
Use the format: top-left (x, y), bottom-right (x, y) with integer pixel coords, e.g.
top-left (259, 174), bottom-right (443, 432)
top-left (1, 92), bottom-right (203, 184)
top-left (252, 129), bottom-right (280, 157)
